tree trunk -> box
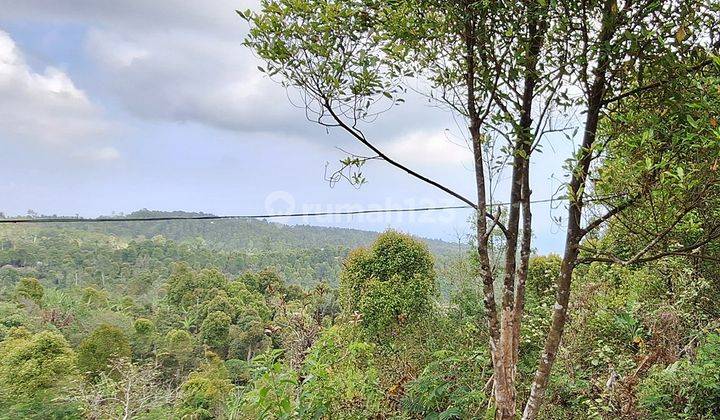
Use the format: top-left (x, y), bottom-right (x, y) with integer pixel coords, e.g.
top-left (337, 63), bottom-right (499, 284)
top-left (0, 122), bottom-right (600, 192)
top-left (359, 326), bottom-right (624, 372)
top-left (462, 6), bottom-right (512, 417)
top-left (522, 3), bottom-right (617, 416)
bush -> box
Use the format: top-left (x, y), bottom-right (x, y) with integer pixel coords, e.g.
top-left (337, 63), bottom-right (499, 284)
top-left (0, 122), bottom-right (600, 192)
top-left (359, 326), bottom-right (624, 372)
top-left (81, 286), bottom-right (108, 307)
top-left (239, 349), bottom-right (298, 419)
top-left (177, 359), bottom-right (232, 419)
top-left (0, 302), bottom-right (31, 340)
top-left (403, 349), bottom-right (491, 419)
top-left (224, 359), bottom-right (251, 385)
top-left (638, 333), bottom-right (720, 419)
top-left (0, 328), bottom-right (79, 416)
top-left (299, 326), bottom-right (384, 418)
top-left (134, 317), bottom-right (155, 335)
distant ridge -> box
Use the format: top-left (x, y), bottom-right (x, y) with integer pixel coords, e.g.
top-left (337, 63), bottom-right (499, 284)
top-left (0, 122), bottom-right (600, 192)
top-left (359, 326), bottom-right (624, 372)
top-left (20, 209), bottom-right (467, 256)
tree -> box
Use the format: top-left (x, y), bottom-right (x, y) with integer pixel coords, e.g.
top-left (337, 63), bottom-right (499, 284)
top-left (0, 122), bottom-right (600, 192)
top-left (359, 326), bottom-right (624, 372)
top-left (242, 1), bottom-right (719, 417)
top-left (239, 268), bottom-right (285, 297)
top-left (200, 311), bottom-right (232, 355)
top-left (177, 358), bottom-right (233, 419)
top-left (162, 328), bottom-right (196, 375)
top-left (339, 230), bottom-right (436, 338)
top-left (132, 318), bottom-right (156, 358)
top-left (166, 264), bottom-right (228, 310)
top-left (77, 324), bottom-right (132, 377)
top-left (15, 277), bottom-right (43, 304)
top-left (73, 358), bottom-right (174, 420)
top-left (0, 328), bottom-right (78, 414)
top-left (81, 286), bottom-right (108, 307)
top-left (228, 322), bottom-right (270, 362)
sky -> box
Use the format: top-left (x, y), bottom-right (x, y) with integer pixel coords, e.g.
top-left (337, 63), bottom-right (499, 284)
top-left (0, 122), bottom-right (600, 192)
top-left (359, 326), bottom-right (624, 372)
top-left (0, 0), bottom-right (576, 253)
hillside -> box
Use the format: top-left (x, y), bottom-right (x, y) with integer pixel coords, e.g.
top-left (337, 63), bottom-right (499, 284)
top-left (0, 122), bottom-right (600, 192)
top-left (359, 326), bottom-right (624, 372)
top-left (0, 211), bottom-right (468, 294)
top-left (14, 209), bottom-right (465, 256)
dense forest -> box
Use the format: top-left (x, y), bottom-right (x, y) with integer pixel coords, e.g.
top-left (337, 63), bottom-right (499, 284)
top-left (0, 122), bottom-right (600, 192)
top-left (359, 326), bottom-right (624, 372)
top-left (0, 219), bottom-right (718, 418)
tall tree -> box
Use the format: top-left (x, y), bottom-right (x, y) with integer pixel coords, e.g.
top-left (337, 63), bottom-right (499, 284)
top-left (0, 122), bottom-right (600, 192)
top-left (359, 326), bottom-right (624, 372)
top-left (241, 0), bottom-right (720, 417)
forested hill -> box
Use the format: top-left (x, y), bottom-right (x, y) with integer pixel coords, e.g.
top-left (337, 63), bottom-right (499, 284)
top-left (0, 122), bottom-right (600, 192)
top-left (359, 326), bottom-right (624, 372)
top-left (17, 209), bottom-right (464, 256)
top-left (0, 211), bottom-right (468, 293)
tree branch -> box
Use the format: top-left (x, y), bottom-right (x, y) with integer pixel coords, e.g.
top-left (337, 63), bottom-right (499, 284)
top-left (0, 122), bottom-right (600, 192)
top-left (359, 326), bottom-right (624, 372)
top-left (601, 59), bottom-right (714, 106)
top-left (580, 194), bottom-right (637, 238)
top-left (322, 97), bottom-right (510, 237)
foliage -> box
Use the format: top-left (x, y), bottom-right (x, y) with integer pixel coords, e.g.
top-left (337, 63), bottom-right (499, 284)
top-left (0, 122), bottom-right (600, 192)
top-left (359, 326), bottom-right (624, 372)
top-left (177, 357), bottom-right (233, 419)
top-left (15, 277), bottom-right (44, 304)
top-left (339, 230), bottom-right (437, 338)
top-left (0, 207), bottom-right (717, 418)
top-left (639, 333), bottom-right (720, 419)
top-left (0, 328), bottom-right (80, 417)
top-left (403, 349), bottom-right (491, 419)
top-left (201, 311), bottom-right (232, 355)
top-left (238, 349), bottom-right (298, 419)
top-left (0, 302), bottom-right (32, 340)
top-left (167, 264), bottom-right (228, 310)
top-left (73, 357), bottom-right (174, 419)
top-left (589, 72), bottom-right (720, 264)
top-left (132, 317), bottom-right (156, 358)
top-left (299, 325), bottom-right (384, 418)
top-left (161, 328), bottom-right (197, 374)
top-left (77, 324), bottom-right (132, 377)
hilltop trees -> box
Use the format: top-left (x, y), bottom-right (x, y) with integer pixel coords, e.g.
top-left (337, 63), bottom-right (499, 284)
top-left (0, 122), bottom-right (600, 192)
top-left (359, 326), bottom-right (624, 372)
top-left (242, 0), bottom-right (720, 416)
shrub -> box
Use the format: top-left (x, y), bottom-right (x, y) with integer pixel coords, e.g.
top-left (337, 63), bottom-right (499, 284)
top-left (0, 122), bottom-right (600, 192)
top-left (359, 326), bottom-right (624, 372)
top-left (299, 326), bottom-right (384, 419)
top-left (0, 328), bottom-right (80, 416)
top-left (638, 333), bottom-right (720, 419)
top-left (403, 349), bottom-right (491, 419)
top-left (224, 359), bottom-right (251, 385)
top-left (239, 349), bottom-right (298, 419)
top-left (81, 286), bottom-right (109, 307)
top-left (177, 359), bottom-right (232, 419)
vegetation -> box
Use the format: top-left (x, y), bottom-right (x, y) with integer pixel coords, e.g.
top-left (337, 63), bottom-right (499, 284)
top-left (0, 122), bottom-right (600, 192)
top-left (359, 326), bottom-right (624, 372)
top-left (241, 0), bottom-right (720, 417)
top-left (0, 219), bottom-right (718, 419)
top-left (0, 1), bottom-right (719, 419)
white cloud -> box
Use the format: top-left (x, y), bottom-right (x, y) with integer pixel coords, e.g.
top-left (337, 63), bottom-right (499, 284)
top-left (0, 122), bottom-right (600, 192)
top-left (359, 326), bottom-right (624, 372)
top-left (0, 30), bottom-right (116, 158)
top-left (384, 130), bottom-right (472, 166)
top-left (81, 25), bottom-right (311, 135)
top-left (0, 0), bottom-right (445, 139)
top-left (0, 0), bottom-right (451, 148)
top-left (73, 146), bottom-right (121, 162)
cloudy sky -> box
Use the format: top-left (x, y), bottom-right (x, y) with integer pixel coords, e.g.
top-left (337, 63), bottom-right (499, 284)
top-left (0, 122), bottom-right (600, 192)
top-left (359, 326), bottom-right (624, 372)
top-left (0, 0), bottom-right (575, 253)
